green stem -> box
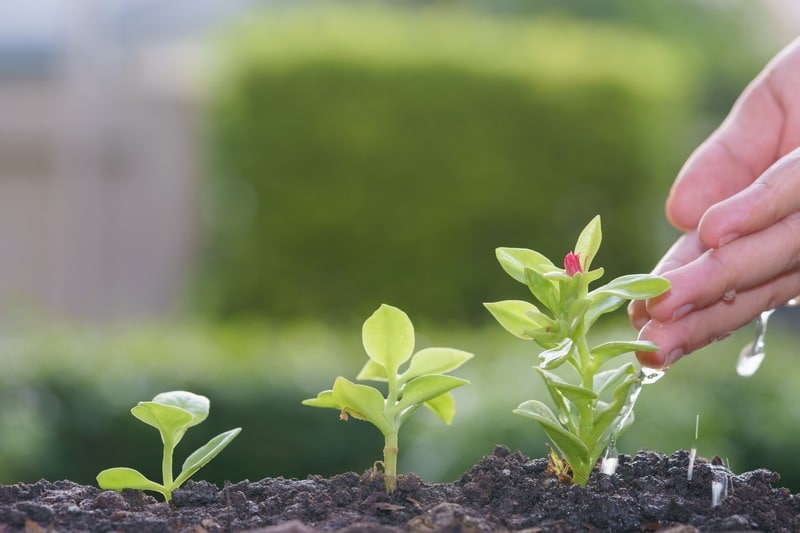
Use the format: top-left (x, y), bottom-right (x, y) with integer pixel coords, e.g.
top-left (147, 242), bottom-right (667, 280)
top-left (383, 431), bottom-right (399, 493)
top-left (574, 327), bottom-right (594, 440)
top-left (162, 439), bottom-right (175, 498)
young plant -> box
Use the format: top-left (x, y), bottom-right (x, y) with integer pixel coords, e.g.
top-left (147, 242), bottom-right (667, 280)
top-left (96, 390), bottom-right (241, 502)
top-left (303, 303), bottom-right (473, 493)
top-left (484, 215), bottom-right (670, 486)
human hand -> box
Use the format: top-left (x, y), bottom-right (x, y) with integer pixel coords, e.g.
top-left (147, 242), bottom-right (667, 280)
top-left (629, 37), bottom-right (800, 368)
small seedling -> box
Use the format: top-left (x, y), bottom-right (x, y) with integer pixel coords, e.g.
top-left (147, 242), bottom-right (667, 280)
top-left (96, 390), bottom-right (241, 502)
top-left (484, 215), bottom-right (670, 486)
top-left (303, 303), bottom-right (473, 492)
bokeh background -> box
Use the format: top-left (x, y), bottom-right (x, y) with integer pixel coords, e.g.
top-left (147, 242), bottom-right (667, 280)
top-left (3, 0), bottom-right (800, 492)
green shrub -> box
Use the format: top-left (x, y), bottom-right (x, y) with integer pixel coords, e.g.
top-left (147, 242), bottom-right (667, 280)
top-left (194, 7), bottom-right (692, 323)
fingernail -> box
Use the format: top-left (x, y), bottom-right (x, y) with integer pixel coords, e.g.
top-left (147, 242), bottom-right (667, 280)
top-left (666, 347), bottom-right (685, 365)
top-left (718, 233), bottom-right (739, 247)
top-left (672, 304), bottom-right (693, 321)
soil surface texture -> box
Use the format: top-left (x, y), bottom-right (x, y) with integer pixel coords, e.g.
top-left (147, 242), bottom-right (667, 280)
top-left (1, 446), bottom-right (798, 532)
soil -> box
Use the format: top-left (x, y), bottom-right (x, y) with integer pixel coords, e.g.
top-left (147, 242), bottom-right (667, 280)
top-left (1, 446), bottom-right (798, 532)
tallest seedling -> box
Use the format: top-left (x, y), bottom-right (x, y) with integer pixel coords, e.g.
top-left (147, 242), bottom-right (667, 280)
top-left (485, 216), bottom-right (670, 486)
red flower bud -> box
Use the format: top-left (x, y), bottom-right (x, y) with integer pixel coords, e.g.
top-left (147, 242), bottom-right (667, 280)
top-left (564, 251), bottom-right (582, 277)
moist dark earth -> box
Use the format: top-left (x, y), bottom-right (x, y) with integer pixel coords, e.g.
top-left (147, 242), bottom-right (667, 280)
top-left (1, 446), bottom-right (798, 532)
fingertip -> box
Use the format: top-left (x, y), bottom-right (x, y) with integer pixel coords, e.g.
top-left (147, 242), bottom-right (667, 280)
top-left (627, 300), bottom-right (649, 330)
top-left (636, 320), bottom-right (685, 369)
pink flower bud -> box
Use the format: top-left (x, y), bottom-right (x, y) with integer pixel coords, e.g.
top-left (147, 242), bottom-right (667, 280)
top-left (564, 252), bottom-right (582, 277)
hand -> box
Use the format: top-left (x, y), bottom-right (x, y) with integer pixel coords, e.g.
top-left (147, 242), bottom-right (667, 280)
top-left (629, 37), bottom-right (800, 368)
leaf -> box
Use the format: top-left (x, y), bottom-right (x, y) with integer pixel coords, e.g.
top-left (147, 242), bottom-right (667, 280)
top-left (96, 467), bottom-right (167, 498)
top-left (538, 338), bottom-right (574, 370)
top-left (132, 402), bottom-right (194, 449)
top-left (356, 359), bottom-right (388, 382)
top-left (584, 293), bottom-right (625, 329)
top-left (591, 340), bottom-right (658, 366)
top-left (590, 373), bottom-right (640, 448)
top-left (513, 400), bottom-right (590, 473)
top-left (301, 390), bottom-right (339, 409)
top-left (495, 247), bottom-right (556, 284)
top-left (589, 274), bottom-right (671, 301)
top-left (174, 427), bottom-right (242, 489)
top-left (593, 362), bottom-right (637, 398)
top-left (574, 215), bottom-right (602, 272)
top-left (423, 392), bottom-right (456, 425)
top-left (331, 377), bottom-right (391, 434)
top-left (401, 348), bottom-right (473, 383)
top-left (151, 391), bottom-right (210, 428)
top-left (362, 304), bottom-right (415, 376)
top-left (483, 300), bottom-right (552, 340)
top-left (525, 268), bottom-right (560, 313)
top-left (396, 375), bottom-right (469, 414)
top-left (536, 368), bottom-right (597, 404)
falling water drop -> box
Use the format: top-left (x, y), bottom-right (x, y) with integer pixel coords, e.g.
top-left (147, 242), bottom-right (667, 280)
top-left (736, 309), bottom-right (774, 377)
top-left (600, 445), bottom-right (618, 475)
top-left (710, 459), bottom-right (730, 508)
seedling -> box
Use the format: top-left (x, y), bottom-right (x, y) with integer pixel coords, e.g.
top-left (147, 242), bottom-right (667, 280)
top-left (484, 215), bottom-right (670, 486)
top-left (303, 303), bottom-right (473, 492)
top-left (96, 390), bottom-right (241, 502)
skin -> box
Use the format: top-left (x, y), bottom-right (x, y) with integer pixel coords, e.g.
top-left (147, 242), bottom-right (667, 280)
top-left (628, 36), bottom-right (800, 369)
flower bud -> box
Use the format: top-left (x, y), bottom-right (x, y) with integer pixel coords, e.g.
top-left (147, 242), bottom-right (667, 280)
top-left (564, 252), bottom-right (582, 277)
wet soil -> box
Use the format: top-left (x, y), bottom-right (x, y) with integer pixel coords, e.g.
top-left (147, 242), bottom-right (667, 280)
top-left (1, 446), bottom-right (798, 532)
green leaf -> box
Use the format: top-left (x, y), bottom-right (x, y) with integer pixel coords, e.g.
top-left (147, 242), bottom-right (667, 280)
top-left (525, 268), bottom-right (560, 313)
top-left (589, 274), bottom-right (671, 301)
top-left (538, 338), bottom-right (574, 370)
top-left (590, 373), bottom-right (639, 448)
top-left (396, 375), bottom-right (469, 414)
top-left (174, 427), bottom-right (242, 489)
top-left (584, 293), bottom-right (626, 329)
top-left (513, 400), bottom-right (590, 471)
top-left (483, 300), bottom-right (552, 340)
top-left (151, 391), bottom-right (210, 428)
top-left (356, 359), bottom-right (388, 382)
top-left (536, 368), bottom-right (597, 404)
top-left (593, 362), bottom-right (637, 398)
top-left (132, 402), bottom-right (194, 448)
top-left (423, 392), bottom-right (456, 425)
top-left (301, 390), bottom-right (339, 409)
top-left (401, 348), bottom-right (473, 383)
top-left (574, 215), bottom-right (602, 271)
top-left (96, 467), bottom-right (167, 498)
top-left (331, 377), bottom-right (391, 434)
top-left (591, 341), bottom-right (657, 365)
top-left (362, 304), bottom-right (415, 376)
top-left (496, 247), bottom-right (556, 284)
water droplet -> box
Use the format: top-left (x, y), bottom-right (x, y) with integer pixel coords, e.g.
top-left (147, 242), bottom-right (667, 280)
top-left (711, 465), bottom-right (729, 507)
top-left (640, 366), bottom-right (667, 384)
top-left (787, 296), bottom-right (800, 307)
top-left (687, 447), bottom-right (697, 481)
top-left (722, 290), bottom-right (736, 302)
top-left (600, 445), bottom-right (618, 475)
top-left (736, 309), bottom-right (774, 377)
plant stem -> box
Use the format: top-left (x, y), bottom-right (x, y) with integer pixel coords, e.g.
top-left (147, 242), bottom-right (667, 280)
top-left (162, 440), bottom-right (174, 501)
top-left (383, 431), bottom-right (399, 493)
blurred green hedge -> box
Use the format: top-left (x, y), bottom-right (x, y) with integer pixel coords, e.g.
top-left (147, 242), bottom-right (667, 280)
top-left (194, 8), bottom-right (692, 323)
top-left (4, 315), bottom-right (800, 492)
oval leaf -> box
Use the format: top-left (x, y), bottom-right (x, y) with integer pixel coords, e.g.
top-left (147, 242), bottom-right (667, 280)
top-left (396, 375), bottom-right (469, 414)
top-left (401, 347), bottom-right (473, 383)
top-left (513, 400), bottom-right (590, 469)
top-left (593, 362), bottom-right (637, 398)
top-left (589, 274), bottom-right (671, 301)
top-left (174, 427), bottom-right (242, 489)
top-left (152, 391), bottom-right (210, 427)
top-left (536, 368), bottom-right (597, 403)
top-left (356, 359), bottom-right (388, 382)
top-left (96, 467), bottom-right (166, 497)
top-left (592, 340), bottom-right (659, 365)
top-left (423, 391), bottom-right (456, 425)
top-left (538, 338), bottom-right (574, 370)
top-left (574, 215), bottom-right (602, 272)
top-left (585, 293), bottom-right (625, 329)
top-left (362, 304), bottom-right (415, 375)
top-left (525, 268), bottom-right (560, 313)
top-left (331, 377), bottom-right (391, 434)
top-left (132, 402), bottom-right (194, 447)
top-left (301, 390), bottom-right (339, 409)
top-left (496, 247), bottom-right (556, 284)
top-left (484, 300), bottom-right (552, 340)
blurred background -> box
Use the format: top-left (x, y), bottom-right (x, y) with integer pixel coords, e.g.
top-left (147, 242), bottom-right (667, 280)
top-left (3, 0), bottom-right (800, 492)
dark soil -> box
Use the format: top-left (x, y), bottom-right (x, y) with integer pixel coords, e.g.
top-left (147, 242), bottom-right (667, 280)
top-left (1, 446), bottom-right (798, 532)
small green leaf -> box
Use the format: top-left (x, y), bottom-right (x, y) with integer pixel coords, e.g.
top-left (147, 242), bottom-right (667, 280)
top-left (589, 274), bottom-right (671, 301)
top-left (513, 400), bottom-right (590, 472)
top-left (401, 348), bottom-right (474, 383)
top-left (536, 368), bottom-right (597, 403)
top-left (131, 402), bottom-right (194, 448)
top-left (396, 375), bottom-right (469, 414)
top-left (484, 300), bottom-right (552, 340)
top-left (356, 359), bottom-right (388, 382)
top-left (525, 268), bottom-right (560, 313)
top-left (574, 215), bottom-right (602, 272)
top-left (96, 467), bottom-right (167, 498)
top-left (423, 392), bottom-right (456, 425)
top-left (591, 340), bottom-right (657, 365)
top-left (593, 362), bottom-right (637, 398)
top-left (332, 377), bottom-right (391, 434)
top-left (151, 391), bottom-right (210, 428)
top-left (496, 247), bottom-right (556, 284)
top-left (585, 293), bottom-right (626, 329)
top-left (301, 390), bottom-right (339, 409)
top-left (362, 304), bottom-right (415, 376)
top-left (174, 427), bottom-right (242, 489)
top-left (538, 338), bottom-right (574, 370)
top-left (590, 373), bottom-right (639, 446)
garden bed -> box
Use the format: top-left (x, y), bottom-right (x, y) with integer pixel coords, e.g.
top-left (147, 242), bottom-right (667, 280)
top-left (1, 446), bottom-right (797, 532)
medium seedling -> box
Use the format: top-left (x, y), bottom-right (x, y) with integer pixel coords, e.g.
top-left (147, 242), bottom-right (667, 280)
top-left (96, 390), bottom-right (241, 502)
top-left (484, 215), bottom-right (670, 486)
top-left (303, 303), bottom-right (473, 492)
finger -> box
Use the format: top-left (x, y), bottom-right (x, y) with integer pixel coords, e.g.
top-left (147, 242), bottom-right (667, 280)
top-left (646, 211), bottom-right (800, 324)
top-left (628, 231), bottom-right (706, 329)
top-left (635, 269), bottom-right (800, 369)
top-left (666, 39), bottom-right (800, 231)
top-left (698, 148), bottom-right (800, 248)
